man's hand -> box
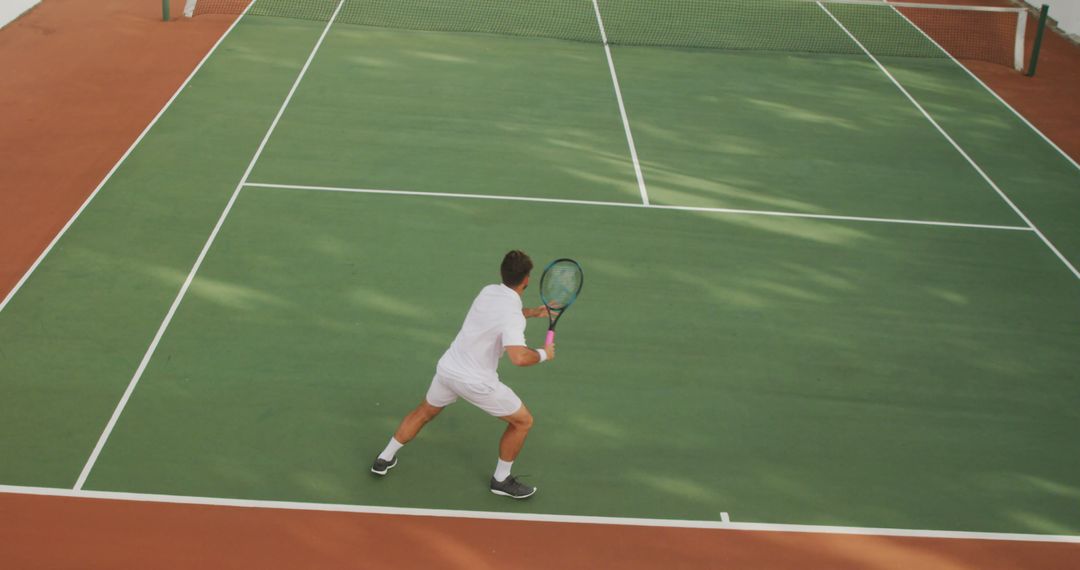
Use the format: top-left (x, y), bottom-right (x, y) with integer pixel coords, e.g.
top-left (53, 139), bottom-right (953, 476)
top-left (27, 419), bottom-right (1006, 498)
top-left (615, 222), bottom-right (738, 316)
top-left (544, 341), bottom-right (555, 362)
top-left (523, 305), bottom-right (550, 319)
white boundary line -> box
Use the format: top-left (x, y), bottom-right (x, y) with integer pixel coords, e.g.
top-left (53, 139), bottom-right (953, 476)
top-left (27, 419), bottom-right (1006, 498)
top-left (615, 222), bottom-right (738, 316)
top-left (884, 1), bottom-right (1080, 173)
top-left (3, 485), bottom-right (1078, 544)
top-left (837, 0), bottom-right (1023, 12)
top-left (590, 0), bottom-right (650, 206)
top-left (816, 2), bottom-right (1080, 280)
top-left (0, 3), bottom-right (255, 315)
top-left (244, 181), bottom-right (1032, 232)
top-left (72, 0), bottom-right (347, 491)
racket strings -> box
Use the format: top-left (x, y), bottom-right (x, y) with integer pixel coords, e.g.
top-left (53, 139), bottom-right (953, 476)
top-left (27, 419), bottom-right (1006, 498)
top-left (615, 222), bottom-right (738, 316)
top-left (541, 263), bottom-right (582, 308)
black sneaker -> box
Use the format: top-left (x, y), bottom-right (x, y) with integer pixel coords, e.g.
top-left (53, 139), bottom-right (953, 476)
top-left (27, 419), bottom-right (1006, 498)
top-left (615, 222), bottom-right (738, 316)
top-left (370, 456), bottom-right (397, 476)
top-left (489, 475), bottom-right (536, 499)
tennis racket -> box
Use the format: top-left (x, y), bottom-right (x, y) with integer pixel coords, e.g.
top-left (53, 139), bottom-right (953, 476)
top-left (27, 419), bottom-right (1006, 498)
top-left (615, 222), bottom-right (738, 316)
top-left (539, 258), bottom-right (584, 345)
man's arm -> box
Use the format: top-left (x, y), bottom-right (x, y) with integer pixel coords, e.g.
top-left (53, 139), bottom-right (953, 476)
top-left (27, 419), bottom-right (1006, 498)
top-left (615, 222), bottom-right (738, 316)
top-left (506, 344), bottom-right (555, 367)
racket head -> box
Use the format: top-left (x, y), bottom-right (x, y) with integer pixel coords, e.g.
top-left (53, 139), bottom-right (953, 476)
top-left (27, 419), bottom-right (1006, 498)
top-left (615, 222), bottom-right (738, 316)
top-left (539, 258), bottom-right (584, 321)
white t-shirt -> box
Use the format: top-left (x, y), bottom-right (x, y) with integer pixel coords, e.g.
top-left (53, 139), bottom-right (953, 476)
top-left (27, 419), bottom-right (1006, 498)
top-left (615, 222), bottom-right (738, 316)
top-left (437, 284), bottom-right (527, 385)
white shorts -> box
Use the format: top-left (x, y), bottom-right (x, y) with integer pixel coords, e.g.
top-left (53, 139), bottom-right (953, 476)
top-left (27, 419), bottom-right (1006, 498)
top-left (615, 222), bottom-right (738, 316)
top-left (425, 371), bottom-right (523, 417)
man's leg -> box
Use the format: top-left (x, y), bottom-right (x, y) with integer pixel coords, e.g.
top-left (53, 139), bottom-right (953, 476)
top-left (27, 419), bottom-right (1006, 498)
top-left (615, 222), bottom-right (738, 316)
top-left (394, 400), bottom-right (444, 445)
top-left (497, 404), bottom-right (533, 464)
top-left (372, 401), bottom-right (443, 476)
top-left (489, 404), bottom-right (537, 499)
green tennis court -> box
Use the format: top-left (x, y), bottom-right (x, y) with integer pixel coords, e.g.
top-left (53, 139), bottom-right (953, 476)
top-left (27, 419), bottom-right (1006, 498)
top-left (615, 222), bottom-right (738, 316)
top-left (2, 0), bottom-right (1078, 538)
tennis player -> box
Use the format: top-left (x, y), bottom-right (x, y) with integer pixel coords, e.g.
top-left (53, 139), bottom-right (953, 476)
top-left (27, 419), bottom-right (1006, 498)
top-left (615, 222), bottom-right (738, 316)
top-left (371, 250), bottom-right (555, 499)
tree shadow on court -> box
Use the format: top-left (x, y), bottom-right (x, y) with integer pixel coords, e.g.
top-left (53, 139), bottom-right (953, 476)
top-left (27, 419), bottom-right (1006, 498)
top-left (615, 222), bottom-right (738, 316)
top-left (251, 27), bottom-right (644, 204)
top-left (64, 33), bottom-right (1079, 541)
top-left (572, 207), bottom-right (1080, 535)
top-left (59, 131), bottom-right (1080, 570)
top-left (602, 47), bottom-right (1028, 228)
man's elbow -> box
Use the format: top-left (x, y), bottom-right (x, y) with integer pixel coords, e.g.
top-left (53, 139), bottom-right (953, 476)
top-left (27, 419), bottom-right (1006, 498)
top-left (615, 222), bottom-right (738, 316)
top-left (507, 350), bottom-right (531, 367)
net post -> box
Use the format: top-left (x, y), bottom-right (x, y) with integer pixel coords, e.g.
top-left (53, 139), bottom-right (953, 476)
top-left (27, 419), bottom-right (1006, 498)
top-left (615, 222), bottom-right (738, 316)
top-left (1013, 9), bottom-right (1026, 71)
top-left (1026, 4), bottom-right (1050, 77)
top-left (162, 0), bottom-right (170, 22)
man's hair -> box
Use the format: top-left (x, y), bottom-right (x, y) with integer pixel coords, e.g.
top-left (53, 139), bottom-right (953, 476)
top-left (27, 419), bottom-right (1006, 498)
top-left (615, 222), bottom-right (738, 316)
top-left (501, 250), bottom-right (533, 286)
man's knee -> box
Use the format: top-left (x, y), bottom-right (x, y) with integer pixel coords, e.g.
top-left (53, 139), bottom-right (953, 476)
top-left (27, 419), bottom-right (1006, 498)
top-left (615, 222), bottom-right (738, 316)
top-left (416, 401), bottom-right (444, 422)
top-left (510, 408), bottom-right (533, 430)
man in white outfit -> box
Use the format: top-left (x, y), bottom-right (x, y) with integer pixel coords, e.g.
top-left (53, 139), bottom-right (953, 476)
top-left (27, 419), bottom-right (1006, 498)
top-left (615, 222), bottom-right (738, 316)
top-left (371, 250), bottom-right (555, 499)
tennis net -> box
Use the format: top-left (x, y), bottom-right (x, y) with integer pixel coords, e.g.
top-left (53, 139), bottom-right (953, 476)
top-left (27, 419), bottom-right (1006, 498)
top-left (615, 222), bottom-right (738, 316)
top-left (182, 0), bottom-right (1031, 70)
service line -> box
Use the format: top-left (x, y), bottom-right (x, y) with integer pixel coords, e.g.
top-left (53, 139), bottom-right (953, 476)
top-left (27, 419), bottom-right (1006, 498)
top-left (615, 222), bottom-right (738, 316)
top-left (244, 181), bottom-right (1033, 232)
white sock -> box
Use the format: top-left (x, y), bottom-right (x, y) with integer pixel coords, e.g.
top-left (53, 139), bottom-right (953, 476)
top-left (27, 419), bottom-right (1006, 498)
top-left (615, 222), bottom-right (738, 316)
top-left (378, 437), bottom-right (404, 461)
top-left (494, 459), bottom-right (513, 482)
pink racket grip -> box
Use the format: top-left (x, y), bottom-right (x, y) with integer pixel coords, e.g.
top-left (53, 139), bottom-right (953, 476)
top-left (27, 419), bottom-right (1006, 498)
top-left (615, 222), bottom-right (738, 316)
top-left (545, 330), bottom-right (555, 345)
